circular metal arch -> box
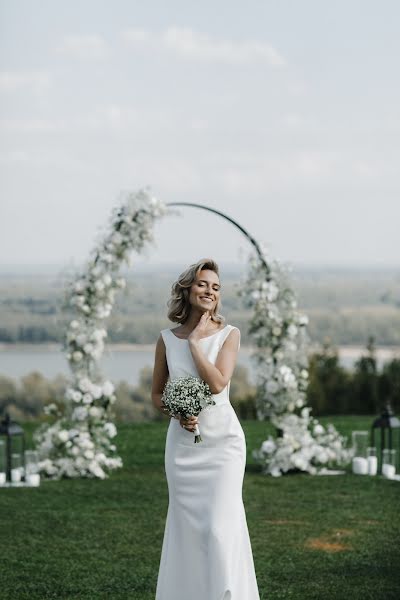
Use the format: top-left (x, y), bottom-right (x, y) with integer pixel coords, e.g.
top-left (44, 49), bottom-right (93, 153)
top-left (166, 202), bottom-right (270, 274)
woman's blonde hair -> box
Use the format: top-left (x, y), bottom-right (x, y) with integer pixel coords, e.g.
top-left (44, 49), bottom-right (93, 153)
top-left (167, 258), bottom-right (225, 324)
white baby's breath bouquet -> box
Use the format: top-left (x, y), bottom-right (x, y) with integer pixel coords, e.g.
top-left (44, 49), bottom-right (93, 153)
top-left (161, 375), bottom-right (215, 443)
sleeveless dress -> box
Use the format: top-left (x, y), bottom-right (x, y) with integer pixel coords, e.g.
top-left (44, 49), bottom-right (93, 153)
top-left (155, 324), bottom-right (260, 600)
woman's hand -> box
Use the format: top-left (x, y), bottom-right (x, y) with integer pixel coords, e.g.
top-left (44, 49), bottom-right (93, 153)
top-left (179, 415), bottom-right (199, 432)
top-left (187, 311), bottom-right (211, 345)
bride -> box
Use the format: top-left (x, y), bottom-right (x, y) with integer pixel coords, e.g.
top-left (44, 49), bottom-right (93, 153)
top-left (152, 258), bottom-right (260, 600)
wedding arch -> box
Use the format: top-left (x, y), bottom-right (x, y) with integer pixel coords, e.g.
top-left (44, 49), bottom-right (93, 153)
top-left (33, 188), bottom-right (351, 479)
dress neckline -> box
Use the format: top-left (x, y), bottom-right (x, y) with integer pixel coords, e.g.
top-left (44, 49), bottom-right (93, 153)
top-left (169, 324), bottom-right (230, 341)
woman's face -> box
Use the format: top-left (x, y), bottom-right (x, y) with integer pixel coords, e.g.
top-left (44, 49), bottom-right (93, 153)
top-left (188, 269), bottom-right (221, 314)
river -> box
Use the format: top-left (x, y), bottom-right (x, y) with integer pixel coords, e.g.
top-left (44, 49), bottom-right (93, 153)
top-left (1, 343), bottom-right (399, 386)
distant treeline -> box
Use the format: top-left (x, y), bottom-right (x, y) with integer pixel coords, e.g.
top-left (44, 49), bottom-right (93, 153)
top-left (1, 267), bottom-right (400, 346)
top-left (1, 338), bottom-right (399, 423)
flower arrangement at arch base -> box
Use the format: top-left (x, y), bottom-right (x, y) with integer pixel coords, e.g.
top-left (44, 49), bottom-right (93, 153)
top-left (239, 247), bottom-right (353, 477)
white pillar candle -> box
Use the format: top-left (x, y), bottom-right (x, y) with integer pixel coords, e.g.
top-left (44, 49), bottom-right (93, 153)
top-left (382, 463), bottom-right (396, 479)
top-left (0, 472), bottom-right (6, 485)
top-left (27, 473), bottom-right (40, 486)
top-left (11, 468), bottom-right (21, 482)
top-left (352, 456), bottom-right (368, 474)
top-left (367, 455), bottom-right (378, 476)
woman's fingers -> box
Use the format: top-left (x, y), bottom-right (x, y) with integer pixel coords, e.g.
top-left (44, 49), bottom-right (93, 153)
top-left (180, 415), bottom-right (198, 430)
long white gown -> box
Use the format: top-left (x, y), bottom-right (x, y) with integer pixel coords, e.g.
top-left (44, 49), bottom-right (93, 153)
top-left (155, 324), bottom-right (261, 600)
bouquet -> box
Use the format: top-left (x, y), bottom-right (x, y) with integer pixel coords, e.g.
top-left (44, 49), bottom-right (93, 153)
top-left (161, 375), bottom-right (215, 443)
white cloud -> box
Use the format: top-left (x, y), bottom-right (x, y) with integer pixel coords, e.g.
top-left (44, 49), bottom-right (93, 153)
top-left (0, 117), bottom-right (68, 133)
top-left (219, 151), bottom-right (340, 195)
top-left (0, 104), bottom-right (171, 135)
top-left (55, 34), bottom-right (110, 59)
top-left (0, 70), bottom-right (51, 94)
top-left (121, 26), bottom-right (286, 67)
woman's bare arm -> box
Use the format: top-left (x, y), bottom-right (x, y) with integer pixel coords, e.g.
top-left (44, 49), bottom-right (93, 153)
top-left (188, 328), bottom-right (240, 394)
top-left (151, 334), bottom-right (170, 417)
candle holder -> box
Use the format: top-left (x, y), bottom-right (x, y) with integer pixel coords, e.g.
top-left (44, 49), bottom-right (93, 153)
top-left (382, 448), bottom-right (396, 479)
top-left (24, 450), bottom-right (40, 487)
top-left (367, 446), bottom-right (378, 476)
top-left (351, 431), bottom-right (369, 474)
top-left (0, 439), bottom-right (5, 485)
top-left (11, 452), bottom-right (23, 484)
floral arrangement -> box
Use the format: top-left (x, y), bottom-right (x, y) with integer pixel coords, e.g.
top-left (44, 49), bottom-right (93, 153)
top-left (33, 188), bottom-right (168, 479)
top-left (162, 376), bottom-right (215, 443)
top-left (239, 245), bottom-right (352, 476)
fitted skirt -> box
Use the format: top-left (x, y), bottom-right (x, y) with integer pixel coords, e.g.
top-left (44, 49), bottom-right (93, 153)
top-left (155, 402), bottom-right (260, 600)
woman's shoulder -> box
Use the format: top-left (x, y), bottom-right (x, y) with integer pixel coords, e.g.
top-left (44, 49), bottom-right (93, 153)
top-left (223, 323), bottom-right (240, 334)
top-left (219, 324), bottom-right (241, 347)
top-left (157, 329), bottom-right (172, 347)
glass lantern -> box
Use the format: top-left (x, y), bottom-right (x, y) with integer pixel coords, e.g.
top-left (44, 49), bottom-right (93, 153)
top-left (0, 413), bottom-right (26, 484)
top-left (371, 401), bottom-right (400, 475)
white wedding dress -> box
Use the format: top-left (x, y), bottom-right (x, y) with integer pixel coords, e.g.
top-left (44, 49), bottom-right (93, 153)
top-left (155, 324), bottom-right (260, 600)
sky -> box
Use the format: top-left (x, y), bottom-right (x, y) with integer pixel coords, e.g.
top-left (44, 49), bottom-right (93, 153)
top-left (1, 0), bottom-right (399, 271)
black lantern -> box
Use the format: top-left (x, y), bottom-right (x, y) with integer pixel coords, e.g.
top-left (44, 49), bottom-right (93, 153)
top-left (371, 401), bottom-right (400, 474)
top-left (0, 412), bottom-right (26, 483)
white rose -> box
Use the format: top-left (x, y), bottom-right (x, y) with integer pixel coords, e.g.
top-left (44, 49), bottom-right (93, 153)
top-left (91, 266), bottom-right (102, 277)
top-left (104, 422), bottom-right (117, 438)
top-left (78, 377), bottom-right (92, 392)
top-left (102, 381), bottom-right (115, 396)
top-left (72, 391), bottom-right (82, 403)
top-left (91, 385), bottom-right (103, 399)
top-left (270, 467), bottom-right (282, 477)
top-left (94, 280), bottom-right (105, 292)
top-left (103, 273), bottom-right (112, 286)
top-left (313, 424), bottom-right (325, 436)
top-left (266, 380), bottom-right (279, 394)
top-left (58, 430), bottom-right (69, 443)
top-left (73, 406), bottom-right (88, 421)
top-left (261, 439), bottom-right (276, 454)
top-left (72, 351), bottom-right (83, 362)
top-left (111, 232), bottom-right (123, 245)
top-left (70, 320), bottom-right (80, 330)
top-left (82, 393), bottom-right (93, 405)
top-left (89, 406), bottom-right (101, 418)
top-left (316, 450), bottom-right (329, 463)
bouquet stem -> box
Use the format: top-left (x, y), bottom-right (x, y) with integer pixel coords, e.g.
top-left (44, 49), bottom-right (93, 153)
top-left (193, 423), bottom-right (202, 443)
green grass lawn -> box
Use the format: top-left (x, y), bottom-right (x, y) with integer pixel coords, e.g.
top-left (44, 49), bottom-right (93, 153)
top-left (1, 416), bottom-right (399, 599)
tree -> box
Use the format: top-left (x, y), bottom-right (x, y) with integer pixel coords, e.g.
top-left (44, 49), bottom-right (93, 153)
top-left (307, 339), bottom-right (351, 415)
top-left (352, 336), bottom-right (379, 414)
